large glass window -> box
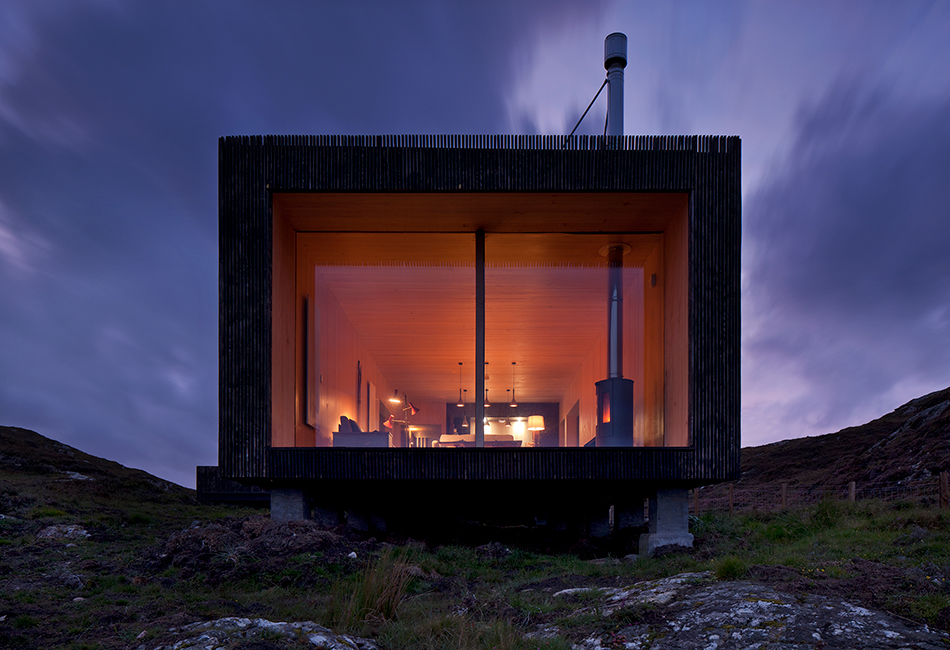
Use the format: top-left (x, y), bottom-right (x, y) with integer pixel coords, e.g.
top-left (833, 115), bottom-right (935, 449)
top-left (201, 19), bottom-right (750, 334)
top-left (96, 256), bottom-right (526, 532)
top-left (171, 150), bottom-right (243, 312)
top-left (273, 191), bottom-right (689, 450)
top-left (297, 231), bottom-right (674, 449)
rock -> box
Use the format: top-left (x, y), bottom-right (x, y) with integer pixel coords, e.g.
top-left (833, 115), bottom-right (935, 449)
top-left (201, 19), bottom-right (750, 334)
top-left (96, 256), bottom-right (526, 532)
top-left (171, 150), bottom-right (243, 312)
top-left (36, 524), bottom-right (90, 540)
top-left (545, 572), bottom-right (950, 650)
top-left (622, 553), bottom-right (640, 563)
top-left (156, 617), bottom-right (379, 649)
top-left (587, 557), bottom-right (620, 566)
top-left (347, 551), bottom-right (358, 559)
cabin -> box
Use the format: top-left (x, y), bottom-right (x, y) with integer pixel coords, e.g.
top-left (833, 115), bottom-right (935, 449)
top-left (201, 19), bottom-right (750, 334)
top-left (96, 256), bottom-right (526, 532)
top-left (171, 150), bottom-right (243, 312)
top-left (201, 132), bottom-right (740, 553)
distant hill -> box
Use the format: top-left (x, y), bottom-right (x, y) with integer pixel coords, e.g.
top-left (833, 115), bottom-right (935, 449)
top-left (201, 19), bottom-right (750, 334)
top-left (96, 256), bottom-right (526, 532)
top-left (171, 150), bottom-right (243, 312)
top-left (0, 425), bottom-right (195, 522)
top-left (740, 386), bottom-right (950, 488)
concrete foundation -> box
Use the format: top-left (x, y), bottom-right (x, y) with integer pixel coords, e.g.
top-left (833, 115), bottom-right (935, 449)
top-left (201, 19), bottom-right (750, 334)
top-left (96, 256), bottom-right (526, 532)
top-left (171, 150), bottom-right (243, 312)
top-left (639, 488), bottom-right (693, 555)
top-left (270, 488), bottom-right (309, 521)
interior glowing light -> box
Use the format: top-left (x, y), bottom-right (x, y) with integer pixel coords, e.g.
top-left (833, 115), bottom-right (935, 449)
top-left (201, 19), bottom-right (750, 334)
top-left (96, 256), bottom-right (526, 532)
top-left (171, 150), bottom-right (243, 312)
top-left (527, 415), bottom-right (545, 431)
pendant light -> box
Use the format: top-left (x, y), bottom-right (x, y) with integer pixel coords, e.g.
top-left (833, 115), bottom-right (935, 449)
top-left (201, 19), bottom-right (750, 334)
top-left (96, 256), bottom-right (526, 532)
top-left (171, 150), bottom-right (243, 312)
top-left (456, 362), bottom-right (465, 407)
top-left (509, 362), bottom-right (518, 407)
top-left (461, 390), bottom-right (469, 427)
top-left (484, 388), bottom-right (490, 408)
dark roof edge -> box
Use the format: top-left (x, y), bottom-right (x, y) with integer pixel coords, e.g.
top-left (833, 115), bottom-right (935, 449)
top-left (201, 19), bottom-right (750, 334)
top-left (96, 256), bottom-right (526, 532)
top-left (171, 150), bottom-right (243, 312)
top-left (219, 134), bottom-right (739, 153)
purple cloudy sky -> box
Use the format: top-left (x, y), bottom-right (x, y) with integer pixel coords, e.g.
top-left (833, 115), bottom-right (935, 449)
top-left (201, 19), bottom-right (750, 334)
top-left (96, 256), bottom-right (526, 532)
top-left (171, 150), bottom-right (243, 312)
top-left (1, 1), bottom-right (948, 487)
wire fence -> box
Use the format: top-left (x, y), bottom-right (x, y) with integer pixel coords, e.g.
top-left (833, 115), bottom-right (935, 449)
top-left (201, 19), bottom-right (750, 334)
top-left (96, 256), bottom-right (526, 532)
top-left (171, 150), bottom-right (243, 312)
top-left (691, 472), bottom-right (949, 515)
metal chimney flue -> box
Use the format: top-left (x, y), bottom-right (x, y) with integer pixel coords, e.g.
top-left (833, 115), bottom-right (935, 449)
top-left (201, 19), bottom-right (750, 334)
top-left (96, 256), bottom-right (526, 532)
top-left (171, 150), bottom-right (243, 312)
top-left (606, 243), bottom-right (625, 379)
top-left (604, 32), bottom-right (627, 137)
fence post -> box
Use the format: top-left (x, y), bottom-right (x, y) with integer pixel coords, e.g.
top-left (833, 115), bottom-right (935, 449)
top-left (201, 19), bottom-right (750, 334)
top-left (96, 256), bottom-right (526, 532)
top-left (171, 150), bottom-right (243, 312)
top-left (849, 481), bottom-right (856, 503)
top-left (940, 472), bottom-right (949, 510)
top-left (728, 484), bottom-right (734, 516)
top-left (781, 483), bottom-right (787, 510)
top-left (693, 488), bottom-right (700, 516)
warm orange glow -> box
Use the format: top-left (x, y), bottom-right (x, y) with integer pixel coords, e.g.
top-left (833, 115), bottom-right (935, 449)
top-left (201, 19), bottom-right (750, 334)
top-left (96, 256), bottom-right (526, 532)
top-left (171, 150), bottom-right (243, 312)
top-left (602, 392), bottom-right (611, 423)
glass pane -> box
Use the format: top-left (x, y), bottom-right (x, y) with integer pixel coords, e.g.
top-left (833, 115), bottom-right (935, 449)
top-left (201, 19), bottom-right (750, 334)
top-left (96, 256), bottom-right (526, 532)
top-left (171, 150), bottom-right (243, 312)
top-left (306, 233), bottom-right (474, 448)
top-left (485, 234), bottom-right (664, 448)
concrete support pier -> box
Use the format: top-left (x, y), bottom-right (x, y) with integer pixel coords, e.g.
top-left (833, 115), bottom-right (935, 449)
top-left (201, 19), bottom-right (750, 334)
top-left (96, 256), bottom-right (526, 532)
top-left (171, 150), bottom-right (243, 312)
top-left (639, 488), bottom-right (693, 555)
top-left (270, 488), bottom-right (309, 521)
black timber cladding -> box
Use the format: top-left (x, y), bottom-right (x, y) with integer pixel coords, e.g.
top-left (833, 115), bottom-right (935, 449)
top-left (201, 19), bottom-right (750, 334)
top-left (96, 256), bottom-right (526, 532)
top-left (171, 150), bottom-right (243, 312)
top-left (219, 134), bottom-right (741, 483)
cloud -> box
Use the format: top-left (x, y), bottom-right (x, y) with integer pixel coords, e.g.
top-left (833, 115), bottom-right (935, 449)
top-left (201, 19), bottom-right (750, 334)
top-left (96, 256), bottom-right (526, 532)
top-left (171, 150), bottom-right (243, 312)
top-left (0, 1), bottom-right (608, 486)
top-left (743, 81), bottom-right (950, 444)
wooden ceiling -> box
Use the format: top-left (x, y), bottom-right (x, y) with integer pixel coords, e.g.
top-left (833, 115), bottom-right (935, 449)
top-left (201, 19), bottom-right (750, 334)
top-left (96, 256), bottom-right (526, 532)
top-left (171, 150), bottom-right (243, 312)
top-left (277, 192), bottom-right (685, 233)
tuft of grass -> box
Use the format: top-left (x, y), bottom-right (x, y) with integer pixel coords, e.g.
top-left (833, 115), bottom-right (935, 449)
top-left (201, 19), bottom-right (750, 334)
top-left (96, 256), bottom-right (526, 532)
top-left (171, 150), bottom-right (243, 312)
top-left (809, 498), bottom-right (843, 529)
top-left (13, 615), bottom-right (39, 629)
top-left (904, 593), bottom-right (950, 625)
top-left (328, 547), bottom-right (413, 634)
top-left (610, 602), bottom-right (658, 626)
top-left (714, 556), bottom-right (748, 581)
top-left (30, 505), bottom-right (67, 519)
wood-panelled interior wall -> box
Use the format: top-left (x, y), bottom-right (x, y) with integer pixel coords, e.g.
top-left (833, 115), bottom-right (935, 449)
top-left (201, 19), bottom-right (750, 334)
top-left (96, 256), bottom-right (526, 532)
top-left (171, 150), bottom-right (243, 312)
top-left (664, 202), bottom-right (689, 446)
top-left (271, 202), bottom-right (297, 448)
top-left (643, 240), bottom-right (665, 446)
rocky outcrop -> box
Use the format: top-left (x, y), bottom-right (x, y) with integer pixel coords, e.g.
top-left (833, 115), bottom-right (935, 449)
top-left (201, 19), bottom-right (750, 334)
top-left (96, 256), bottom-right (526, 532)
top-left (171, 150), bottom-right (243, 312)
top-left (530, 572), bottom-right (950, 649)
top-left (146, 617), bottom-right (378, 649)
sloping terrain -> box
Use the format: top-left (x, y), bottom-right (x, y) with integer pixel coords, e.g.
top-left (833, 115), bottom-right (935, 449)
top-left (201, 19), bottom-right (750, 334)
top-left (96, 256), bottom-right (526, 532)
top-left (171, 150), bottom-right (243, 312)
top-left (0, 425), bottom-right (194, 522)
top-left (740, 386), bottom-right (950, 488)
top-left (1, 404), bottom-right (949, 648)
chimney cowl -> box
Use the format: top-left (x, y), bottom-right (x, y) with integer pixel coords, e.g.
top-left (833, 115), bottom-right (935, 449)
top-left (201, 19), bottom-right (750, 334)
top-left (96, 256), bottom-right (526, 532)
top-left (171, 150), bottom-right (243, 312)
top-left (604, 32), bottom-right (627, 70)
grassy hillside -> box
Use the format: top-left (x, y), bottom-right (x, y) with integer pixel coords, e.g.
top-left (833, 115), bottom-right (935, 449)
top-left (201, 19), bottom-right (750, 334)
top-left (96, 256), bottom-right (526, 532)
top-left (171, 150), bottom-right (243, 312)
top-left (740, 387), bottom-right (950, 487)
top-left (0, 425), bottom-right (200, 529)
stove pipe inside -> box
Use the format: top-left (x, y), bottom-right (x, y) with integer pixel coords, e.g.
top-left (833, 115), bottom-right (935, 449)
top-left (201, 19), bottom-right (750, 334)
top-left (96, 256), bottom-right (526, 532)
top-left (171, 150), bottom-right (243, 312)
top-left (595, 244), bottom-right (634, 446)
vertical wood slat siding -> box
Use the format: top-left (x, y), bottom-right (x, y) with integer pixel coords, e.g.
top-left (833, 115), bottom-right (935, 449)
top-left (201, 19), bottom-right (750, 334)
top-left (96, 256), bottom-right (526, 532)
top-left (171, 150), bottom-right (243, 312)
top-left (219, 135), bottom-right (740, 481)
top-left (267, 448), bottom-right (697, 482)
